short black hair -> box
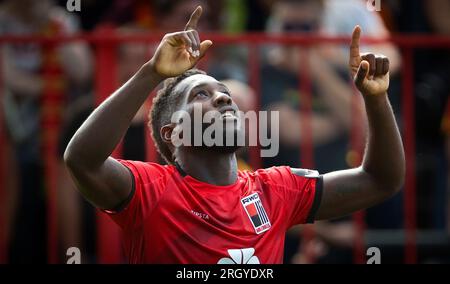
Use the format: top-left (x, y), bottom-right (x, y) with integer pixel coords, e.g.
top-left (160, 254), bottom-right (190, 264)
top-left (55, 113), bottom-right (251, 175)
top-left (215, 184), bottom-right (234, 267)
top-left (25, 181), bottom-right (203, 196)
top-left (150, 69), bottom-right (206, 164)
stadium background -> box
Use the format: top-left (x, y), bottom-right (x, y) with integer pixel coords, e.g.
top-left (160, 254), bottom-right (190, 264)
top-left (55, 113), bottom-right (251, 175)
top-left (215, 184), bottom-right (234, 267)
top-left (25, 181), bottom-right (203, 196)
top-left (0, 0), bottom-right (449, 264)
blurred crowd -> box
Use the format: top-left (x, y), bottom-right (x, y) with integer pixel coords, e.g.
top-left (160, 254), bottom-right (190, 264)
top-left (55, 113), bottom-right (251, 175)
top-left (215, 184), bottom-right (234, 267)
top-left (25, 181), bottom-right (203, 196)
top-left (0, 0), bottom-right (449, 263)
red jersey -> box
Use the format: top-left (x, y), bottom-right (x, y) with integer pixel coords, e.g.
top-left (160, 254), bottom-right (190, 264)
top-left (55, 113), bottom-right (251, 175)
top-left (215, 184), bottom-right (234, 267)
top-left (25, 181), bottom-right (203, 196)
top-left (103, 160), bottom-right (322, 264)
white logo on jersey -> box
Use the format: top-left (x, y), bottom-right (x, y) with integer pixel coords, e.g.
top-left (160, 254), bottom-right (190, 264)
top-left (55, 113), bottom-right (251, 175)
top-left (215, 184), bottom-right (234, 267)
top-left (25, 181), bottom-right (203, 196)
top-left (217, 248), bottom-right (260, 264)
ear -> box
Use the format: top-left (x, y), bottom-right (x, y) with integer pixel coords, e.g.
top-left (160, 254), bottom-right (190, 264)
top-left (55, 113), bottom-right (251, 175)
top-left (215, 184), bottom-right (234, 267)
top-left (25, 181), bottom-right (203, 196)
top-left (160, 124), bottom-right (175, 143)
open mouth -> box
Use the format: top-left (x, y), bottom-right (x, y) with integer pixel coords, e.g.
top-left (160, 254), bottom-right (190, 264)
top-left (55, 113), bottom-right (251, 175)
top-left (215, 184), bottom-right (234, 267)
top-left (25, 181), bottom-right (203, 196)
top-left (220, 110), bottom-right (237, 120)
top-left (218, 107), bottom-right (238, 120)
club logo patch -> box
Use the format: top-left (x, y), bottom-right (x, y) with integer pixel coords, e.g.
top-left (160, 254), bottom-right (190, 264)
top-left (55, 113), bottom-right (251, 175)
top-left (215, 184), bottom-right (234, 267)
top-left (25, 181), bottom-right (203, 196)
top-left (241, 193), bottom-right (271, 234)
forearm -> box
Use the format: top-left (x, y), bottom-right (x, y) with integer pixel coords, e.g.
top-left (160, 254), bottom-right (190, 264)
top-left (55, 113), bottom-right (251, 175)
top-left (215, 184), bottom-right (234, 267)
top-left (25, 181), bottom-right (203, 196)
top-left (361, 94), bottom-right (405, 191)
top-left (315, 27), bottom-right (404, 221)
top-left (65, 63), bottom-right (164, 169)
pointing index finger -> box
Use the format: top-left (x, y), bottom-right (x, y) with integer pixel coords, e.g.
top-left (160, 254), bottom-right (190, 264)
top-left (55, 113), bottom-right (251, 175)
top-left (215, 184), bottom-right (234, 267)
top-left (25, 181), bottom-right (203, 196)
top-left (185, 6), bottom-right (203, 31)
top-left (350, 25), bottom-right (361, 59)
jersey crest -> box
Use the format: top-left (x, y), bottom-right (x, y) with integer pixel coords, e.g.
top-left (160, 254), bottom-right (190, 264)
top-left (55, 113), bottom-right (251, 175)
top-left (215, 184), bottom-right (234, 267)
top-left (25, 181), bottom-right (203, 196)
top-left (241, 193), bottom-right (271, 234)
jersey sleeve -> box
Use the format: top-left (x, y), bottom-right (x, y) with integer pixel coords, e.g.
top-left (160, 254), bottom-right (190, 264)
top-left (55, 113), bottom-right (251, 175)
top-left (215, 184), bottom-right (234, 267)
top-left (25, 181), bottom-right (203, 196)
top-left (262, 166), bottom-right (323, 228)
top-left (101, 160), bottom-right (169, 230)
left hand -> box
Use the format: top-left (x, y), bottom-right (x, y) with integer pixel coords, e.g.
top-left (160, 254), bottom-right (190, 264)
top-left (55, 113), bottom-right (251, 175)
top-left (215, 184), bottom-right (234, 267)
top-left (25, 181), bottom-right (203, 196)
top-left (349, 26), bottom-right (390, 96)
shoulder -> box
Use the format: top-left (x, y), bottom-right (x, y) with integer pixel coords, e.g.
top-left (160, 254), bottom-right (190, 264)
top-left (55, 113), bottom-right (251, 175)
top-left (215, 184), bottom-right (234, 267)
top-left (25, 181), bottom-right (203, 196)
top-left (119, 160), bottom-right (175, 173)
top-left (240, 166), bottom-right (320, 187)
top-left (239, 166), bottom-right (292, 184)
top-left (118, 160), bottom-right (177, 184)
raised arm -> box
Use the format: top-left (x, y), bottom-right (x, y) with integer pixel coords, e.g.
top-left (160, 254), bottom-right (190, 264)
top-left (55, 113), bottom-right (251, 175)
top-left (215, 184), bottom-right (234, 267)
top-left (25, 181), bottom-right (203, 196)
top-left (315, 26), bottom-right (405, 220)
top-left (64, 6), bottom-right (212, 210)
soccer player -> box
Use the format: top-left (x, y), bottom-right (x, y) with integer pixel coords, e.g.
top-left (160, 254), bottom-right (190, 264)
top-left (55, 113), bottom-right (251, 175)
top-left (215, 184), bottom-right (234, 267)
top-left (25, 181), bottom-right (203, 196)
top-left (64, 7), bottom-right (405, 264)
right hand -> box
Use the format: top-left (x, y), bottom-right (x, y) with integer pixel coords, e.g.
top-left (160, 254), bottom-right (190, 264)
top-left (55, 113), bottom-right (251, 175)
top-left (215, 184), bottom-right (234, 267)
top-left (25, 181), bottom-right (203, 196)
top-left (149, 6), bottom-right (213, 78)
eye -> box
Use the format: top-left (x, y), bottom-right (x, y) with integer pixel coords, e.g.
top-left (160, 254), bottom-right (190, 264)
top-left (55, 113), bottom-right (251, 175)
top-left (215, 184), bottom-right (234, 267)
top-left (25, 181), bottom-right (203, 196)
top-left (195, 91), bottom-right (208, 98)
top-left (222, 90), bottom-right (231, 97)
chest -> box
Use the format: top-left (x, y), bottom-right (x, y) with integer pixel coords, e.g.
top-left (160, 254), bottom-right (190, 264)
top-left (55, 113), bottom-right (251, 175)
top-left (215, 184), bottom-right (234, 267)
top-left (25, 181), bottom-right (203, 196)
top-left (147, 183), bottom-right (281, 239)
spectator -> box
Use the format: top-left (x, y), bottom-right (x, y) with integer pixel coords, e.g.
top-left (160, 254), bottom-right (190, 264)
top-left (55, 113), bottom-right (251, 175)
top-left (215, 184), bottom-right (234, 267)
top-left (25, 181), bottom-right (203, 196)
top-left (153, 0), bottom-right (219, 32)
top-left (0, 0), bottom-right (92, 262)
top-left (261, 0), bottom-right (403, 263)
top-left (57, 26), bottom-right (152, 262)
top-left (56, 0), bottom-right (156, 31)
top-left (320, 0), bottom-right (401, 73)
top-left (222, 0), bottom-right (275, 33)
top-left (388, 0), bottom-right (450, 229)
top-left (263, 0), bottom-right (369, 172)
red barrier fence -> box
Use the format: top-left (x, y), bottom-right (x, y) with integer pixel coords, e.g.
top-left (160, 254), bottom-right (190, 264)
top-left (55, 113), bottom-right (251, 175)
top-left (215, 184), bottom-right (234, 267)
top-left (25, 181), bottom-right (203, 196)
top-left (401, 48), bottom-right (417, 264)
top-left (0, 44), bottom-right (5, 264)
top-left (1, 33), bottom-right (450, 264)
top-left (94, 29), bottom-right (123, 264)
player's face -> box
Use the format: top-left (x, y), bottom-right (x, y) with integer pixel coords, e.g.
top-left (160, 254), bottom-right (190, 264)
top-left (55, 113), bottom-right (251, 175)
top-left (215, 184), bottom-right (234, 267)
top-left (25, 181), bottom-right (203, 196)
top-left (173, 74), bottom-right (244, 152)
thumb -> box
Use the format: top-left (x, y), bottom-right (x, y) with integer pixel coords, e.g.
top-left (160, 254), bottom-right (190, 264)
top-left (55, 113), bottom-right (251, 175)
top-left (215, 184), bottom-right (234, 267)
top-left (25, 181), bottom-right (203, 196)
top-left (198, 40), bottom-right (213, 59)
top-left (355, 60), bottom-right (369, 87)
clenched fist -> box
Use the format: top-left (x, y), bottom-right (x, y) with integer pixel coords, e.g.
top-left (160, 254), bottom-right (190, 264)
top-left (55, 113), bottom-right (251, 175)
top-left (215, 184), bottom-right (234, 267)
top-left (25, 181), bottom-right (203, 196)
top-left (149, 6), bottom-right (213, 78)
top-left (349, 26), bottom-right (390, 96)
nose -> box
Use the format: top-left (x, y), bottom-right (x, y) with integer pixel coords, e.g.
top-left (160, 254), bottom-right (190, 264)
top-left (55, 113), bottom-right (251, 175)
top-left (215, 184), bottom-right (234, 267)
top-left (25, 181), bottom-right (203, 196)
top-left (212, 91), bottom-right (232, 108)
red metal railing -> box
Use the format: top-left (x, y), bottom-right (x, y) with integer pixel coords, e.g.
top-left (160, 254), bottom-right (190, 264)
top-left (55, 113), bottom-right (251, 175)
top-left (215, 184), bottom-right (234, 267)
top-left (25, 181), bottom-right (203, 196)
top-left (401, 48), bottom-right (417, 264)
top-left (41, 41), bottom-right (64, 264)
top-left (0, 45), bottom-right (5, 264)
top-left (1, 33), bottom-right (450, 264)
top-left (298, 48), bottom-right (316, 263)
top-left (94, 28), bottom-right (123, 264)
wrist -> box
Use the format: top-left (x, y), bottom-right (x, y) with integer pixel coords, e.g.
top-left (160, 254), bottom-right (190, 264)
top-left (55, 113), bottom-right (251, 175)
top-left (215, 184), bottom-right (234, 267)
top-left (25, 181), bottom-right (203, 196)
top-left (363, 92), bottom-right (389, 108)
top-left (141, 61), bottom-right (166, 83)
top-left (362, 91), bottom-right (388, 99)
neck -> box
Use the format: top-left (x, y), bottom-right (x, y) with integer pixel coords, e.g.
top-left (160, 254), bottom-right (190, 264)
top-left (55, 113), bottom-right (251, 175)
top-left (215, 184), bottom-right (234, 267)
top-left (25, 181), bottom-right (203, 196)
top-left (175, 148), bottom-right (238, 186)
